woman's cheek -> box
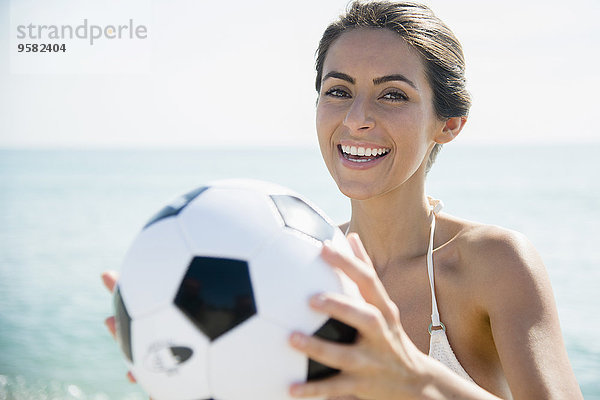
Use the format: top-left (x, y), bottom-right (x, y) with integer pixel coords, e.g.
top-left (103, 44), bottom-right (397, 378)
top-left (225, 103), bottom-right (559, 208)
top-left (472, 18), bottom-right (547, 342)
top-left (316, 109), bottom-right (337, 150)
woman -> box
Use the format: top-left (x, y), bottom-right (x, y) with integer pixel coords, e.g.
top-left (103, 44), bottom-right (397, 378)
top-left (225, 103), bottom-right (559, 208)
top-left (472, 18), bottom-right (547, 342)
top-left (104, 1), bottom-right (582, 398)
top-left (284, 1), bottom-right (582, 399)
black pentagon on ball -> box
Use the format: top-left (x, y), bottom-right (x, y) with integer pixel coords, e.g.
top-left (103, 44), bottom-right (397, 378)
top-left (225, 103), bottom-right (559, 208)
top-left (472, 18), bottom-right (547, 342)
top-left (113, 286), bottom-right (134, 363)
top-left (270, 195), bottom-right (335, 242)
top-left (307, 318), bottom-right (358, 381)
top-left (143, 186), bottom-right (209, 230)
top-left (174, 256), bottom-right (257, 341)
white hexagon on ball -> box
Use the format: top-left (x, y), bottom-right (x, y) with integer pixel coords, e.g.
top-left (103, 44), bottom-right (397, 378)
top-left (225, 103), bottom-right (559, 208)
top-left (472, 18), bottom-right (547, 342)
top-left (118, 218), bottom-right (193, 319)
top-left (130, 304), bottom-right (211, 400)
top-left (209, 316), bottom-right (313, 400)
top-left (178, 187), bottom-right (283, 260)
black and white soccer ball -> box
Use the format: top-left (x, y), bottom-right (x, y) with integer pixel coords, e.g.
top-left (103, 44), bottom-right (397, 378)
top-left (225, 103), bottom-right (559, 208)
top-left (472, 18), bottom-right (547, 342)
top-left (114, 179), bottom-right (360, 400)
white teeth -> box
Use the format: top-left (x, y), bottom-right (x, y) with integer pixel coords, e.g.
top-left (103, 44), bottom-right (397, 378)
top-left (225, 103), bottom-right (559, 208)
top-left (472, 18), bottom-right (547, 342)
top-left (341, 145), bottom-right (390, 157)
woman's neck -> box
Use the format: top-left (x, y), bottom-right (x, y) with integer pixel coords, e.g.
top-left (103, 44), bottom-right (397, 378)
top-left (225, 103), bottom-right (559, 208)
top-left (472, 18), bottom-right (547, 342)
top-left (347, 182), bottom-right (432, 272)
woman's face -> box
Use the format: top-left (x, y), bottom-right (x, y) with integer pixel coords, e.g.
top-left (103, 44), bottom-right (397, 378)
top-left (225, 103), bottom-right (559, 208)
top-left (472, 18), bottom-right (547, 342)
top-left (316, 28), bottom-right (445, 200)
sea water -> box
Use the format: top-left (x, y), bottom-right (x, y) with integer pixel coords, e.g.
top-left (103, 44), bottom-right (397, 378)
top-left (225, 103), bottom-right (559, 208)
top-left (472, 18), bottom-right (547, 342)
top-left (0, 144), bottom-right (598, 399)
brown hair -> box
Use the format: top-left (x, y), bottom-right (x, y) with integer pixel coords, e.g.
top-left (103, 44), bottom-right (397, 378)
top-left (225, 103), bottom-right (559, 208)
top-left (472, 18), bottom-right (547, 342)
top-left (315, 1), bottom-right (471, 171)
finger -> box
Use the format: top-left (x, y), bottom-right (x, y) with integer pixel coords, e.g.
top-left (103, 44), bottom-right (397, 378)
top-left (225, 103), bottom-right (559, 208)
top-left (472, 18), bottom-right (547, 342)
top-left (321, 242), bottom-right (397, 324)
top-left (307, 293), bottom-right (385, 342)
top-left (289, 330), bottom-right (367, 371)
top-left (101, 270), bottom-right (119, 293)
top-left (127, 371), bottom-right (137, 383)
top-left (290, 373), bottom-right (359, 398)
top-left (105, 316), bottom-right (116, 339)
top-left (347, 233), bottom-right (372, 267)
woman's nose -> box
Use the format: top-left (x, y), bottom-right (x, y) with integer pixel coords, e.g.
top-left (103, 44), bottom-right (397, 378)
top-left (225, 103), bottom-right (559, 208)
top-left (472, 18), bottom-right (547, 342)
top-left (343, 97), bottom-right (375, 132)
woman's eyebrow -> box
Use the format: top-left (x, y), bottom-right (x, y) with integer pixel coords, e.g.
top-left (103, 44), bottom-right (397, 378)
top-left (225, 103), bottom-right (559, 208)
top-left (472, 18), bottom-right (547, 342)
top-left (373, 74), bottom-right (418, 90)
top-left (322, 71), bottom-right (355, 84)
top-left (322, 71), bottom-right (417, 91)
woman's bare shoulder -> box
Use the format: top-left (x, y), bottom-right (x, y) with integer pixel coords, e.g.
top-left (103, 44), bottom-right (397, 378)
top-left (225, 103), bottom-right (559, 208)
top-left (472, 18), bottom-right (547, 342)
top-left (441, 213), bottom-right (536, 261)
top-left (442, 214), bottom-right (545, 280)
top-left (443, 213), bottom-right (551, 304)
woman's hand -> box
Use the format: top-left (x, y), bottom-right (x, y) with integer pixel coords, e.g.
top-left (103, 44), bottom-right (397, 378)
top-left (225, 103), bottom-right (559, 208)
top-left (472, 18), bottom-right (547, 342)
top-left (101, 270), bottom-right (138, 384)
top-left (288, 233), bottom-right (430, 399)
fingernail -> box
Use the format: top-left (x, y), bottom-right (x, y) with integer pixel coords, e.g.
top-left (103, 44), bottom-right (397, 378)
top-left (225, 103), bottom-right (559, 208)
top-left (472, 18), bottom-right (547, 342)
top-left (321, 241), bottom-right (335, 256)
top-left (310, 293), bottom-right (326, 308)
top-left (290, 332), bottom-right (307, 348)
top-left (290, 383), bottom-right (304, 396)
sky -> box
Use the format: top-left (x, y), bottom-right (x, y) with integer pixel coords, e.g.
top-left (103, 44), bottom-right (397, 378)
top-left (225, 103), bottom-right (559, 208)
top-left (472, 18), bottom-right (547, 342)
top-left (0, 0), bottom-right (599, 149)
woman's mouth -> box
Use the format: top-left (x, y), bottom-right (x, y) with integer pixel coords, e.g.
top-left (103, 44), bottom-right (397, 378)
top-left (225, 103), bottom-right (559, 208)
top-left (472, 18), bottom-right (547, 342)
top-left (338, 144), bottom-right (391, 163)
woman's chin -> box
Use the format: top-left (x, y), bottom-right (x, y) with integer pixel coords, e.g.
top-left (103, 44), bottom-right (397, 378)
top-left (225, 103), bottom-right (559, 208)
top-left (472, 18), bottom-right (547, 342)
top-left (336, 180), bottom-right (382, 201)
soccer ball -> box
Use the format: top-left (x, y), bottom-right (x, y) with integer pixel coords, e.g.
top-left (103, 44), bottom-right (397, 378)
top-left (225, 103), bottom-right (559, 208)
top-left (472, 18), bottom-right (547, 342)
top-left (114, 179), bottom-right (360, 400)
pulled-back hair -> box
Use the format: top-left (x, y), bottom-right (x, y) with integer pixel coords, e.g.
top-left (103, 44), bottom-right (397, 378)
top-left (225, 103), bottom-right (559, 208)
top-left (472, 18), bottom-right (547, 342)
top-left (315, 1), bottom-right (471, 171)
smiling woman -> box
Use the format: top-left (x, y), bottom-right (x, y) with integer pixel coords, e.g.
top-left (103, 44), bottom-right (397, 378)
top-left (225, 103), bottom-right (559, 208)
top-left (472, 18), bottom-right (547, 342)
top-left (284, 2), bottom-right (584, 399)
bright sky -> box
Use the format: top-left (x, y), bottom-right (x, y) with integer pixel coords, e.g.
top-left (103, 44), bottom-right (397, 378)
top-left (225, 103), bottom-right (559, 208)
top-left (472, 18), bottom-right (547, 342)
top-left (0, 0), bottom-right (598, 149)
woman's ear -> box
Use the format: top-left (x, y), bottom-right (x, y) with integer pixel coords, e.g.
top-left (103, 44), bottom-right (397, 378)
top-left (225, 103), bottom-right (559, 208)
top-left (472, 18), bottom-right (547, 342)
top-left (435, 116), bottom-right (467, 144)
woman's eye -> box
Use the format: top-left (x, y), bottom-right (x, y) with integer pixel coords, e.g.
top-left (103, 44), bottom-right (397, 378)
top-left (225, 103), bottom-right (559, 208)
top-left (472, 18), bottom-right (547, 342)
top-left (381, 91), bottom-right (408, 101)
top-left (324, 88), bottom-right (350, 98)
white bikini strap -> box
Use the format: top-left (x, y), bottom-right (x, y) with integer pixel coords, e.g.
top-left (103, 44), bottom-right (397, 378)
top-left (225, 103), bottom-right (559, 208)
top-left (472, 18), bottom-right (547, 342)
top-left (427, 198), bottom-right (444, 328)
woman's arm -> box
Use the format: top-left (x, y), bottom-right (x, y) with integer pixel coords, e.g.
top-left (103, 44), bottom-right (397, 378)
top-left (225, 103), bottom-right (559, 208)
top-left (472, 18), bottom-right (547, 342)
top-left (466, 227), bottom-right (582, 399)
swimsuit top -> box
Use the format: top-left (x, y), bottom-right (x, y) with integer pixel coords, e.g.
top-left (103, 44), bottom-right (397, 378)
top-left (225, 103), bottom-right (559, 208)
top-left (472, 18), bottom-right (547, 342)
top-left (427, 197), bottom-right (474, 382)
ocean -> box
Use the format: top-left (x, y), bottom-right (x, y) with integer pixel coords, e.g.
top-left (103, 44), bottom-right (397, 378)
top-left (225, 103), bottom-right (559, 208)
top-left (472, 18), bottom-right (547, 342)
top-left (0, 144), bottom-right (598, 399)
